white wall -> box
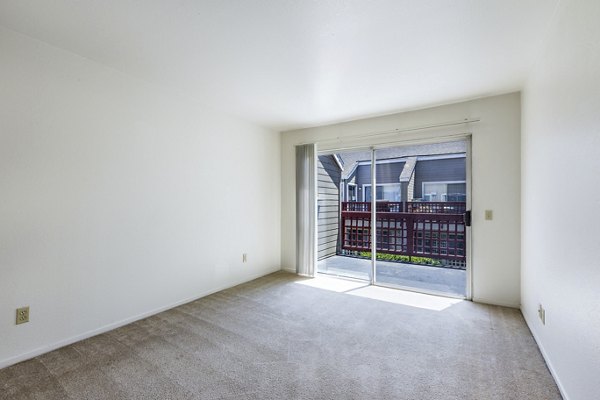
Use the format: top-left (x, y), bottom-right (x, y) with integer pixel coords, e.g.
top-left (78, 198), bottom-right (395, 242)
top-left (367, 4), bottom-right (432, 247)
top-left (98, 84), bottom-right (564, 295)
top-left (281, 93), bottom-right (521, 307)
top-left (0, 28), bottom-right (281, 368)
top-left (521, 1), bottom-right (600, 399)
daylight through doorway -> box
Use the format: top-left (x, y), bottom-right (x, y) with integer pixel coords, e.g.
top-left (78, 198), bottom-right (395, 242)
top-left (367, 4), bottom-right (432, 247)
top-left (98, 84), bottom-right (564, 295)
top-left (316, 140), bottom-right (470, 298)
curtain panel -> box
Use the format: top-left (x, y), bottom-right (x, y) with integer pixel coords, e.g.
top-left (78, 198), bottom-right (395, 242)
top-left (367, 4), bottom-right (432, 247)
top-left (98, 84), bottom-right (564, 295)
top-left (295, 144), bottom-right (317, 276)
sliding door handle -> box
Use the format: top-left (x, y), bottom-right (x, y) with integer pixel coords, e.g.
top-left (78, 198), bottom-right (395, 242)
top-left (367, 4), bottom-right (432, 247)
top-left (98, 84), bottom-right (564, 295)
top-left (463, 210), bottom-right (472, 227)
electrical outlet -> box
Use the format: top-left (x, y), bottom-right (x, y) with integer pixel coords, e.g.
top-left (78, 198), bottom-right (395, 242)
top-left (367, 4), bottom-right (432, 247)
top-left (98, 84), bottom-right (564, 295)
top-left (538, 304), bottom-right (545, 325)
top-left (242, 253), bottom-right (247, 263)
top-left (485, 210), bottom-right (493, 220)
top-left (16, 306), bottom-right (29, 325)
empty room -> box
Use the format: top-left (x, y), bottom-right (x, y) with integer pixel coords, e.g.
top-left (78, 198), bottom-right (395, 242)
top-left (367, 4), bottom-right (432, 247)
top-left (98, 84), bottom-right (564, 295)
top-left (1, 1), bottom-right (598, 399)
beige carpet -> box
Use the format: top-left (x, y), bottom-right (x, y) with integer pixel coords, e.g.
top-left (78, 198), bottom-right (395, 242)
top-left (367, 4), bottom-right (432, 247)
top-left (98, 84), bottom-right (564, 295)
top-left (0, 272), bottom-right (561, 399)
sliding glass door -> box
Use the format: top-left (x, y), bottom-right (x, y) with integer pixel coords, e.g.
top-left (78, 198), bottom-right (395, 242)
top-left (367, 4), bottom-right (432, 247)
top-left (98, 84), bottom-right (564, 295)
top-left (316, 148), bottom-right (372, 281)
top-left (316, 140), bottom-right (470, 298)
top-left (372, 145), bottom-right (468, 297)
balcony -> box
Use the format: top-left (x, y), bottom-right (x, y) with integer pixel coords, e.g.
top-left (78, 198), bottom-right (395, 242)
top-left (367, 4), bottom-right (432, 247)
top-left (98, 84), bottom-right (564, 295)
top-left (318, 201), bottom-right (468, 296)
top-left (341, 201), bottom-right (467, 265)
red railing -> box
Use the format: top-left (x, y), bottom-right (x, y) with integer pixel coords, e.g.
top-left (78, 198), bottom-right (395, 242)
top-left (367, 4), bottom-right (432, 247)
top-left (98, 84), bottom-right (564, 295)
top-left (406, 201), bottom-right (466, 214)
top-left (342, 201), bottom-right (466, 214)
top-left (340, 202), bottom-right (467, 261)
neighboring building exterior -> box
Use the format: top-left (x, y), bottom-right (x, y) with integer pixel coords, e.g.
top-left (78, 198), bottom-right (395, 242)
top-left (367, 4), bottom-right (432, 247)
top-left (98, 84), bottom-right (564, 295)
top-left (317, 142), bottom-right (467, 260)
top-left (413, 155), bottom-right (466, 201)
top-left (342, 153), bottom-right (466, 204)
top-left (317, 155), bottom-right (343, 260)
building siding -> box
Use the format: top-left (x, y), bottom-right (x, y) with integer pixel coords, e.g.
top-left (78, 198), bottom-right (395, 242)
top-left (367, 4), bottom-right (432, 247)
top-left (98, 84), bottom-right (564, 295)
top-left (414, 157), bottom-right (466, 199)
top-left (354, 161), bottom-right (405, 201)
top-left (317, 155), bottom-right (341, 260)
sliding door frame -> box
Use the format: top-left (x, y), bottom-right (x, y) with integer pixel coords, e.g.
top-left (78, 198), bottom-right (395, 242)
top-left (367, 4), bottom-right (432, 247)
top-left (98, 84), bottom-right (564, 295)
top-left (317, 134), bottom-right (473, 300)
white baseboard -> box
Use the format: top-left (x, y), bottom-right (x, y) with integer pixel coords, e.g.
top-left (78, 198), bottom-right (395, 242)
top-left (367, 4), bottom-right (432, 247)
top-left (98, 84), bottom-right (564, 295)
top-left (0, 266), bottom-right (280, 370)
top-left (521, 309), bottom-right (570, 400)
top-left (281, 267), bottom-right (296, 273)
top-left (472, 296), bottom-right (520, 309)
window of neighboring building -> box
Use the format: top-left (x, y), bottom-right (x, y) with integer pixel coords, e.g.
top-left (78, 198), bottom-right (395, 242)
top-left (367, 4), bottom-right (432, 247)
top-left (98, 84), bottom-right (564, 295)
top-left (363, 183), bottom-right (401, 202)
top-left (422, 181), bottom-right (466, 202)
top-left (348, 184), bottom-right (357, 202)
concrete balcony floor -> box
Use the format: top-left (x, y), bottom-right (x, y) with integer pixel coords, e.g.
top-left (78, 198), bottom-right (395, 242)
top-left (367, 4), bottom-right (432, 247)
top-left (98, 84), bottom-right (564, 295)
top-left (317, 255), bottom-right (466, 297)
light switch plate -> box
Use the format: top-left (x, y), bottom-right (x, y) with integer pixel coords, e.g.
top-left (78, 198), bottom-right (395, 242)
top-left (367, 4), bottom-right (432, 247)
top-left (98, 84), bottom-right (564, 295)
top-left (485, 210), bottom-right (493, 220)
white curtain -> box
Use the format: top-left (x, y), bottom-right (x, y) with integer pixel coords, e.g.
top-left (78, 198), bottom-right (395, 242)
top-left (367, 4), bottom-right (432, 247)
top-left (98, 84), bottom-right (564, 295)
top-left (295, 144), bottom-right (317, 277)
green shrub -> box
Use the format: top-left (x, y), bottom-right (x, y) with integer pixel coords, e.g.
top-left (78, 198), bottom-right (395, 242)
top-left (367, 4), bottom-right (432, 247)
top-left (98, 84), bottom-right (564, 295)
top-left (357, 252), bottom-right (442, 266)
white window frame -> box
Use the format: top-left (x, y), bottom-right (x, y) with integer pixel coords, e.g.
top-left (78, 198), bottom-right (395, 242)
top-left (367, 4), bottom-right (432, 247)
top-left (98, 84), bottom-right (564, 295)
top-left (422, 180), bottom-right (466, 201)
top-left (347, 183), bottom-right (357, 202)
top-left (362, 183), bottom-right (402, 202)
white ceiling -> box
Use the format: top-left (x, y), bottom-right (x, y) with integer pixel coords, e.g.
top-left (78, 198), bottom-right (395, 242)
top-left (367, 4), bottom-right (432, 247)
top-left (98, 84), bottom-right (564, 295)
top-left (0, 0), bottom-right (558, 130)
